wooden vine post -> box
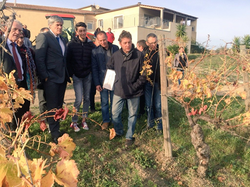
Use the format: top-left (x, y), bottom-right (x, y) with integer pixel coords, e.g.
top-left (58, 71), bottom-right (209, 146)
top-left (241, 45), bottom-right (250, 111)
top-left (158, 35), bottom-right (172, 157)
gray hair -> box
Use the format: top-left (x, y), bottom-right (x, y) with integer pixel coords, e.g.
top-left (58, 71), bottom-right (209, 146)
top-left (146, 33), bottom-right (157, 41)
top-left (48, 15), bottom-right (63, 26)
top-left (6, 19), bottom-right (22, 29)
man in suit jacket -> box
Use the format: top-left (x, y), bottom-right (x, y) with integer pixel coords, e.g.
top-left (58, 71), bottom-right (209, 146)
top-left (36, 15), bottom-right (70, 144)
top-left (1, 20), bottom-right (30, 131)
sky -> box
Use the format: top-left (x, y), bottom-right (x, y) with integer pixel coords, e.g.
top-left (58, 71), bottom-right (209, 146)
top-left (8, 0), bottom-right (250, 48)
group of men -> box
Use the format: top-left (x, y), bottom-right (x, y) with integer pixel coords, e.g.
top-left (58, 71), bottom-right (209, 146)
top-left (1, 15), bottom-right (166, 146)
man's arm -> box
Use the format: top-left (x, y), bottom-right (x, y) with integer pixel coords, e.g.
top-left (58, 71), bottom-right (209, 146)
top-left (173, 54), bottom-right (179, 68)
top-left (66, 42), bottom-right (74, 77)
top-left (131, 53), bottom-right (146, 90)
top-left (91, 49), bottom-right (102, 91)
top-left (35, 33), bottom-right (48, 81)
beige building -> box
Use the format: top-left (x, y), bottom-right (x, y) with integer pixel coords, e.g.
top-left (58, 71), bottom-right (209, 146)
top-left (5, 3), bottom-right (95, 42)
top-left (5, 2), bottom-right (197, 52)
top-left (88, 3), bottom-right (198, 52)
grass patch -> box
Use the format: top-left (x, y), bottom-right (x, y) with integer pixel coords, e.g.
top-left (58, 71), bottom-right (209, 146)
top-left (27, 95), bottom-right (250, 186)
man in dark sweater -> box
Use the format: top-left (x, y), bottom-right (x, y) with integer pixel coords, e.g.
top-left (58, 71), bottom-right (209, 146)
top-left (92, 31), bottom-right (119, 130)
top-left (143, 33), bottom-right (162, 132)
top-left (107, 30), bottom-right (146, 146)
top-left (67, 22), bottom-right (96, 132)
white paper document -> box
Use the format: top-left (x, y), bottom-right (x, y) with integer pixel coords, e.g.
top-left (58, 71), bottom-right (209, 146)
top-left (103, 69), bottom-right (116, 91)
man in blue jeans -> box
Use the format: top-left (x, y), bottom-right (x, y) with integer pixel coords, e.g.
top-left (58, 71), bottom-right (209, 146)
top-left (92, 31), bottom-right (119, 130)
top-left (143, 33), bottom-right (162, 132)
top-left (107, 30), bottom-right (146, 146)
top-left (67, 22), bottom-right (96, 132)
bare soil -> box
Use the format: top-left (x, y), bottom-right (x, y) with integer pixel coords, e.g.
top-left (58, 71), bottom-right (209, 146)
top-left (30, 89), bottom-right (101, 114)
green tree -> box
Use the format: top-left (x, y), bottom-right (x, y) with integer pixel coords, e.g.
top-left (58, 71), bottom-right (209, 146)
top-left (191, 41), bottom-right (206, 53)
top-left (232, 36), bottom-right (241, 53)
top-left (176, 24), bottom-right (187, 38)
top-left (242, 35), bottom-right (250, 49)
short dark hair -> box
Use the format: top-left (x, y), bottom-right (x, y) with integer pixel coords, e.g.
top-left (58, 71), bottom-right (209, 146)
top-left (40, 27), bottom-right (49, 33)
top-left (137, 39), bottom-right (146, 48)
top-left (96, 31), bottom-right (107, 38)
top-left (75, 22), bottom-right (87, 31)
top-left (118, 30), bottom-right (132, 42)
top-left (146, 33), bottom-right (157, 41)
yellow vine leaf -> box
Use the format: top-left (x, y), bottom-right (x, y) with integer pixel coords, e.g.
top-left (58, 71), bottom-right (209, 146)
top-left (183, 91), bottom-right (192, 98)
top-left (49, 134), bottom-right (76, 159)
top-left (15, 96), bottom-right (25, 105)
top-left (0, 147), bottom-right (5, 158)
top-left (0, 78), bottom-right (8, 90)
top-left (55, 159), bottom-right (79, 187)
top-left (29, 158), bottom-right (47, 185)
top-left (0, 108), bottom-right (13, 123)
top-left (41, 170), bottom-right (54, 187)
top-left (12, 147), bottom-right (30, 176)
top-left (0, 155), bottom-right (23, 187)
top-left (238, 91), bottom-right (247, 99)
top-left (205, 87), bottom-right (212, 98)
top-left (16, 87), bottom-right (33, 101)
top-left (224, 98), bottom-right (231, 104)
top-left (57, 134), bottom-right (76, 159)
top-left (181, 79), bottom-right (189, 88)
top-left (177, 71), bottom-right (183, 79)
top-left (6, 71), bottom-right (17, 86)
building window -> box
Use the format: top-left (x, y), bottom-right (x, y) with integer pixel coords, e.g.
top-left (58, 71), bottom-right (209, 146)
top-left (87, 22), bottom-right (93, 30)
top-left (98, 19), bottom-right (103, 29)
top-left (114, 16), bottom-right (123, 29)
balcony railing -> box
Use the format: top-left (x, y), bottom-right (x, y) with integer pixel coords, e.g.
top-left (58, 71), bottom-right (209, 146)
top-left (139, 17), bottom-right (170, 29)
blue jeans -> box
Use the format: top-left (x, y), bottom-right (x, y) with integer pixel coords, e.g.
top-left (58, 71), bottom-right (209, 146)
top-left (100, 89), bottom-right (114, 123)
top-left (72, 73), bottom-right (92, 122)
top-left (112, 94), bottom-right (139, 140)
top-left (144, 82), bottom-right (162, 130)
top-left (177, 69), bottom-right (184, 85)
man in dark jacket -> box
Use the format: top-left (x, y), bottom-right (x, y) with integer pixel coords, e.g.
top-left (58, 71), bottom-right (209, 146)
top-left (92, 31), bottom-right (119, 130)
top-left (36, 16), bottom-right (70, 144)
top-left (67, 22), bottom-right (96, 132)
top-left (1, 20), bottom-right (31, 132)
top-left (143, 33), bottom-right (162, 132)
top-left (107, 30), bottom-right (146, 146)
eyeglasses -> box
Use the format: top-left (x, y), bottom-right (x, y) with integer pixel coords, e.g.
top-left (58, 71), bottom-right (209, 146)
top-left (148, 41), bottom-right (157, 45)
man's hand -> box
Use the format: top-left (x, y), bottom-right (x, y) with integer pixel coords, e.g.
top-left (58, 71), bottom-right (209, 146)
top-left (96, 85), bottom-right (102, 92)
top-left (45, 77), bottom-right (48, 82)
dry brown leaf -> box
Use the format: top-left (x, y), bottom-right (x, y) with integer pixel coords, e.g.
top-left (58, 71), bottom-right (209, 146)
top-left (55, 159), bottom-right (79, 187)
top-left (57, 134), bottom-right (76, 159)
top-left (109, 128), bottom-right (116, 140)
top-left (41, 170), bottom-right (54, 187)
top-left (29, 158), bottom-right (47, 184)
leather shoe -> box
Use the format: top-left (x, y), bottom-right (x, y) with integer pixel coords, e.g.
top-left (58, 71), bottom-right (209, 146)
top-left (125, 137), bottom-right (135, 147)
top-left (59, 131), bottom-right (66, 137)
top-left (52, 137), bottom-right (58, 144)
top-left (101, 122), bottom-right (109, 130)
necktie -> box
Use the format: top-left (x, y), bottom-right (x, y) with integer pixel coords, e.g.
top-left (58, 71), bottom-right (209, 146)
top-left (56, 36), bottom-right (60, 43)
top-left (11, 42), bottom-right (22, 80)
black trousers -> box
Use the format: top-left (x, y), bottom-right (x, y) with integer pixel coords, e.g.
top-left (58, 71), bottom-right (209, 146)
top-left (10, 80), bottom-right (30, 131)
top-left (90, 79), bottom-right (96, 110)
top-left (44, 80), bottom-right (67, 139)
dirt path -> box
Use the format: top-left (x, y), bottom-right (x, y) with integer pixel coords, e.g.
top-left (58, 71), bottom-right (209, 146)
top-left (30, 83), bottom-right (245, 115)
top-left (30, 89), bottom-right (101, 114)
